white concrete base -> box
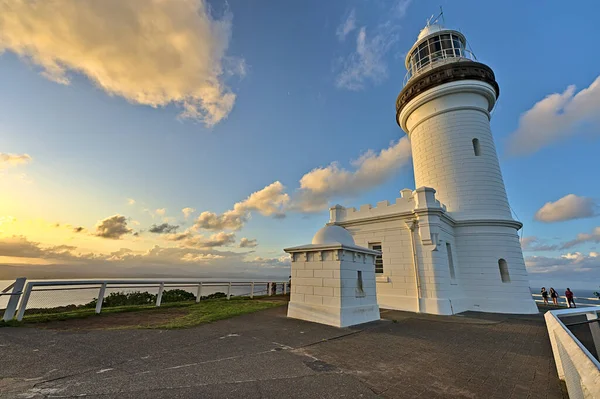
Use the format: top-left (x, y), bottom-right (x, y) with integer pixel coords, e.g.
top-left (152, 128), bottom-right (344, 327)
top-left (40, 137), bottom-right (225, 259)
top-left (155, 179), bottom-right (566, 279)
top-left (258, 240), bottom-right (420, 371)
top-left (450, 297), bottom-right (539, 315)
top-left (377, 294), bottom-right (538, 315)
top-left (377, 295), bottom-right (454, 315)
top-left (287, 301), bottom-right (380, 328)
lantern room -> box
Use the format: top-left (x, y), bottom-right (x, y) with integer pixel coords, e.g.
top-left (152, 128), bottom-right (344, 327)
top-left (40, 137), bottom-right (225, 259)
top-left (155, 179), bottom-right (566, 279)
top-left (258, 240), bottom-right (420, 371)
top-left (404, 24), bottom-right (476, 85)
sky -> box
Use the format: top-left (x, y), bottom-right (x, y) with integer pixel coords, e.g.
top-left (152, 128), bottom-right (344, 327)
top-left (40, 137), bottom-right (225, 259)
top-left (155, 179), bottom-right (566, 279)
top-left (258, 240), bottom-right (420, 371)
top-left (0, 0), bottom-right (599, 288)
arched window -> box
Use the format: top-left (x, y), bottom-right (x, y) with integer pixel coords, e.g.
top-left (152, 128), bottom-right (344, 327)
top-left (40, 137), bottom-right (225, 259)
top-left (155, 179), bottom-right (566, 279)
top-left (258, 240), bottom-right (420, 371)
top-left (472, 138), bottom-right (481, 156)
top-left (499, 259), bottom-right (510, 283)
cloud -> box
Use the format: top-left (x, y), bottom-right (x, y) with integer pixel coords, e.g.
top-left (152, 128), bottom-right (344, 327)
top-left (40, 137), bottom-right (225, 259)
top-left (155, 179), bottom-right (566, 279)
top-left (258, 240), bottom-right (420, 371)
top-left (0, 0), bottom-right (244, 126)
top-left (0, 153), bottom-right (32, 168)
top-left (94, 214), bottom-right (132, 239)
top-left (181, 253), bottom-right (224, 263)
top-left (165, 229), bottom-right (236, 249)
top-left (194, 182), bottom-right (289, 231)
top-left (335, 24), bottom-right (398, 91)
top-left (392, 0), bottom-right (412, 18)
top-left (0, 235), bottom-right (97, 261)
top-left (239, 237), bottom-right (258, 248)
top-left (561, 227), bottom-right (600, 250)
top-left (534, 194), bottom-right (598, 223)
top-left (526, 252), bottom-right (600, 276)
top-left (507, 75), bottom-right (600, 156)
top-left (248, 255), bottom-right (291, 269)
top-left (182, 207), bottom-right (196, 219)
top-left (293, 137), bottom-right (412, 212)
top-left (73, 226), bottom-right (86, 233)
top-left (127, 198), bottom-right (136, 205)
top-left (148, 223), bottom-right (179, 234)
top-left (181, 231), bottom-right (236, 248)
top-left (155, 208), bottom-right (166, 217)
top-left (0, 235), bottom-right (243, 270)
top-left (336, 9), bottom-right (356, 41)
top-left (195, 210), bottom-right (248, 231)
top-left (521, 236), bottom-right (558, 252)
top-left (191, 137), bottom-right (412, 229)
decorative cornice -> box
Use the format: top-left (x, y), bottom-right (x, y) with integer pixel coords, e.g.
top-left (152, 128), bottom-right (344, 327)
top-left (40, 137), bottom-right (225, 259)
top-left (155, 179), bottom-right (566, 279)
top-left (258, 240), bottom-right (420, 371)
top-left (396, 61), bottom-right (499, 126)
top-left (283, 243), bottom-right (380, 256)
top-left (331, 210), bottom-right (522, 231)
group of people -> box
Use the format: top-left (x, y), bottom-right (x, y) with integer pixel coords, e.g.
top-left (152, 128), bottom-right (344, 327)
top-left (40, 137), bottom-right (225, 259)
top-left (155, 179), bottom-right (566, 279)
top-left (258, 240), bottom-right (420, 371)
top-left (541, 287), bottom-right (576, 308)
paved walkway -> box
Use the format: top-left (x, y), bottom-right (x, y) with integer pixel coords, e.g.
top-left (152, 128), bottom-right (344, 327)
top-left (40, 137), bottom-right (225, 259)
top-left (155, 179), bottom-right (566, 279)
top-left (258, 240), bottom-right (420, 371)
top-left (0, 306), bottom-right (566, 398)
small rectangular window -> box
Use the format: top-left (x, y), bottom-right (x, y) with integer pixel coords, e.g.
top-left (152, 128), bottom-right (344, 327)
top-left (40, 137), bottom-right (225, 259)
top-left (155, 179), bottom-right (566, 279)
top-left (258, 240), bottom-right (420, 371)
top-left (499, 259), bottom-right (510, 283)
top-left (472, 138), bottom-right (481, 156)
top-left (356, 271), bottom-right (365, 297)
top-left (446, 243), bottom-right (455, 280)
top-left (370, 243), bottom-right (383, 274)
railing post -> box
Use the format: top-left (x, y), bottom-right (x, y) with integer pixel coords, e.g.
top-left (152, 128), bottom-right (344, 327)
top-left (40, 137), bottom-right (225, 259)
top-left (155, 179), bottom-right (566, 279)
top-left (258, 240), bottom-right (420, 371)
top-left (95, 283), bottom-right (107, 314)
top-left (16, 282), bottom-right (33, 321)
top-left (227, 282), bottom-right (232, 300)
top-left (156, 283), bottom-right (165, 307)
top-left (2, 277), bottom-right (26, 322)
top-left (250, 282), bottom-right (254, 299)
top-left (268, 282), bottom-right (272, 296)
top-left (196, 283), bottom-right (203, 303)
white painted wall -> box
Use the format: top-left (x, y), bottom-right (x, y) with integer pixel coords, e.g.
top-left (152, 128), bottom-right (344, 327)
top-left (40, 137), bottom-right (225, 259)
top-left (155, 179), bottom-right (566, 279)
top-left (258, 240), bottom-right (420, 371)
top-left (286, 245), bottom-right (380, 328)
top-left (545, 308), bottom-right (600, 399)
top-left (400, 80), bottom-right (512, 221)
top-left (331, 188), bottom-right (537, 315)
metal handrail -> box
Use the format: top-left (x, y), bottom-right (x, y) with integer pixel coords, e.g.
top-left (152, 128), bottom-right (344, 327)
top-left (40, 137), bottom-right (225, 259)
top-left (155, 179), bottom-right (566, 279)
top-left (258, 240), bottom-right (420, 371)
top-left (1, 282), bottom-right (16, 293)
top-left (532, 293), bottom-right (600, 302)
top-left (403, 48), bottom-right (477, 87)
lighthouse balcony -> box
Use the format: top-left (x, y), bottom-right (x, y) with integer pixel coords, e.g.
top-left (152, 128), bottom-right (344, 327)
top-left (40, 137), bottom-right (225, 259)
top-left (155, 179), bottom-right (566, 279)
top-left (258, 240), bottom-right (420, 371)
top-left (404, 45), bottom-right (477, 86)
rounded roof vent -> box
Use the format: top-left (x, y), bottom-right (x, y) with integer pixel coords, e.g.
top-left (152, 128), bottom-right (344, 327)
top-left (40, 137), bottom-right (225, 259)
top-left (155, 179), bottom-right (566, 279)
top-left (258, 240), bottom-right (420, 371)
top-left (417, 23), bottom-right (445, 40)
top-left (312, 225), bottom-right (355, 246)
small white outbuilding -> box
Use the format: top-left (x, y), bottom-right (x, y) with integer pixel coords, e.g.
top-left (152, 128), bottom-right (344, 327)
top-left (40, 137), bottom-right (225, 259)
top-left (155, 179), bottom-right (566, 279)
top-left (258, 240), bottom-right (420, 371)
top-left (284, 225), bottom-right (381, 328)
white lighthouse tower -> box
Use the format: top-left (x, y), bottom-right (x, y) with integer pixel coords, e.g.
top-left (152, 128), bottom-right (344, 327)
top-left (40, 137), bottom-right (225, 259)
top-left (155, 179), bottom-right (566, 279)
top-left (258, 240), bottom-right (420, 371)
top-left (319, 22), bottom-right (538, 315)
top-left (397, 24), bottom-right (510, 221)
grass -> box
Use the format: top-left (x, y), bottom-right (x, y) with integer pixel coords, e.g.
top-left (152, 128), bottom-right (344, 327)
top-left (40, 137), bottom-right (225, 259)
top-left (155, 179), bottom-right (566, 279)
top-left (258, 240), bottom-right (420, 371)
top-left (155, 298), bottom-right (283, 329)
top-left (0, 297), bottom-right (285, 329)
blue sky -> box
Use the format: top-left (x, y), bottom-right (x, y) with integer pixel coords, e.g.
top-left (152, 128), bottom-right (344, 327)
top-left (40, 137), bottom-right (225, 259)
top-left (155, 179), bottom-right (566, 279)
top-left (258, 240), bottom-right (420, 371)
top-left (0, 0), bottom-right (599, 288)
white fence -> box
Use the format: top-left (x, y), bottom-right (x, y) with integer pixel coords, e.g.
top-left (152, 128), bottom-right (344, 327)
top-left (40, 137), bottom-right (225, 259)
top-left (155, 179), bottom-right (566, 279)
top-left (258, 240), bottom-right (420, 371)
top-left (532, 293), bottom-right (600, 307)
top-left (544, 308), bottom-right (600, 399)
top-left (1, 278), bottom-right (289, 322)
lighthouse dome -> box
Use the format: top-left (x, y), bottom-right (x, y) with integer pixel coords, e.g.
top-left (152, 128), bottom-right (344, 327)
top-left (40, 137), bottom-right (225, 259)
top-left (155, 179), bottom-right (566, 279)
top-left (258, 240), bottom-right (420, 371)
top-left (312, 225), bottom-right (355, 246)
top-left (417, 23), bottom-right (445, 40)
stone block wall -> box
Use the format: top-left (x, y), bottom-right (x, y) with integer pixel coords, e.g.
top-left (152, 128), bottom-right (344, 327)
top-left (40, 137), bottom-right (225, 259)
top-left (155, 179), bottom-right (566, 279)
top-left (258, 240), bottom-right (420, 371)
top-left (408, 92), bottom-right (512, 221)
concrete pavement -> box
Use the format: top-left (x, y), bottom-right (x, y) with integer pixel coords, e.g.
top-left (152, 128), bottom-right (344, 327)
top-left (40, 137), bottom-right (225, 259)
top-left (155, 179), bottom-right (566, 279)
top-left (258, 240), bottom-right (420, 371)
top-left (0, 305), bottom-right (565, 398)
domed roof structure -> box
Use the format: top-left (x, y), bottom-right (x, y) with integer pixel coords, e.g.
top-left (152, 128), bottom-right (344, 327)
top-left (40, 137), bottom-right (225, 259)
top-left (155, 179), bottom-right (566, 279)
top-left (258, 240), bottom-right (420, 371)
top-left (417, 23), bottom-right (444, 40)
top-left (311, 225), bottom-right (355, 246)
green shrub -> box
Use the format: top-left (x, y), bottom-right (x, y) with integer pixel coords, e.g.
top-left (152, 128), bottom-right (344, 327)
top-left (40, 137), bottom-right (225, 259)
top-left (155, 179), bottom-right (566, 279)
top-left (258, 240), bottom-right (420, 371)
top-left (161, 289), bottom-right (195, 303)
top-left (83, 290), bottom-right (229, 308)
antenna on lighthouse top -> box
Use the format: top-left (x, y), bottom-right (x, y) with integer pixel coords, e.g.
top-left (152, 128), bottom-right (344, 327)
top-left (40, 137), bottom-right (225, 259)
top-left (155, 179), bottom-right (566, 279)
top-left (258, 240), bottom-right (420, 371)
top-left (427, 6), bottom-right (445, 26)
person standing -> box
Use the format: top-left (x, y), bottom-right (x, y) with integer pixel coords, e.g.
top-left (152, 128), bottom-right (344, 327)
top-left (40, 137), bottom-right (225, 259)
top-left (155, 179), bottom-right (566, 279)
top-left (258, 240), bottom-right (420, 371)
top-left (550, 287), bottom-right (558, 306)
top-left (541, 287), bottom-right (549, 305)
top-left (565, 288), bottom-right (576, 308)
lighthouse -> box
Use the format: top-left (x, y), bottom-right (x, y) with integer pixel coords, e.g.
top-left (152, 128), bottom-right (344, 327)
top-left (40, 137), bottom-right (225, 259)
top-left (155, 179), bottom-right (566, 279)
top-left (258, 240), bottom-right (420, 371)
top-left (396, 23), bottom-right (509, 221)
top-left (315, 22), bottom-right (539, 316)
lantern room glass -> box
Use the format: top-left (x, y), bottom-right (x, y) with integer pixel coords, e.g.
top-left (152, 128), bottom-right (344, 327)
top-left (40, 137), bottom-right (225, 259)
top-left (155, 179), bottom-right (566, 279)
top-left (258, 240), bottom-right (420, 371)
top-left (406, 33), bottom-right (472, 83)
